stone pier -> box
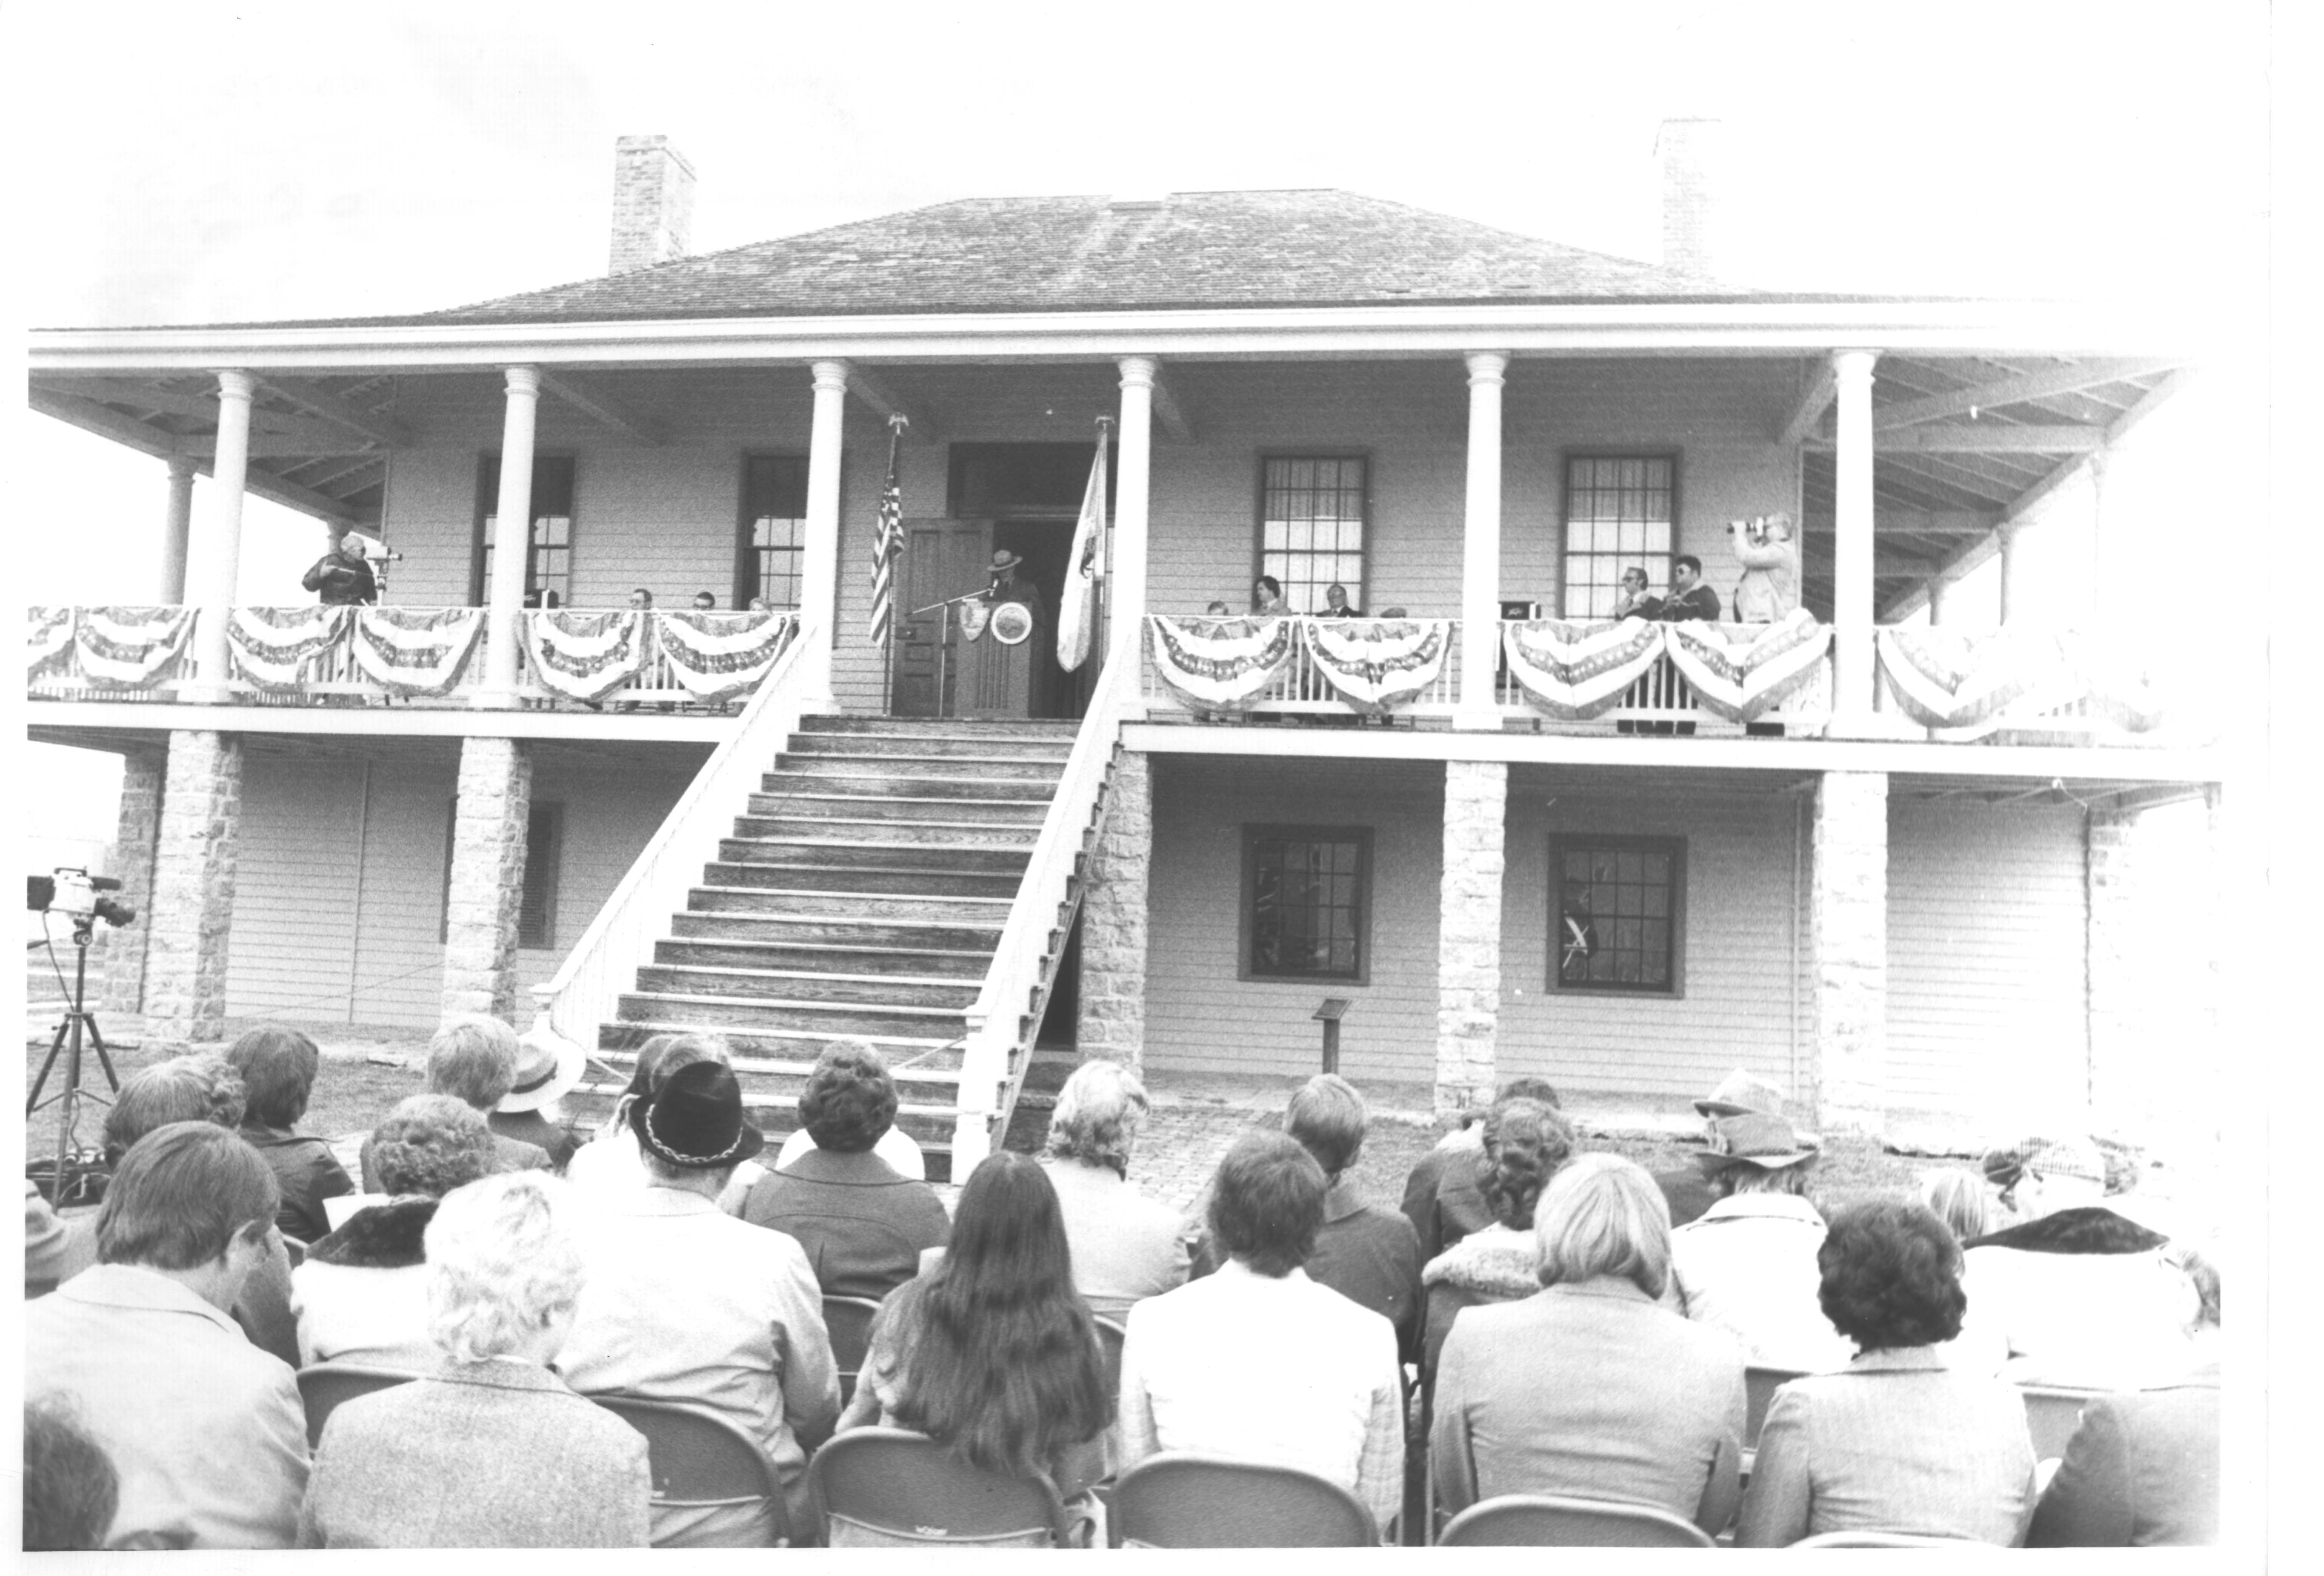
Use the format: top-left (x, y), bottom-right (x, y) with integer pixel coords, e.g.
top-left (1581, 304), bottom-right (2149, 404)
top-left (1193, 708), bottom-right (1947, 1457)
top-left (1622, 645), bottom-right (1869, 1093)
top-left (1435, 760), bottom-right (1507, 1118)
top-left (1811, 769), bottom-right (1889, 1135)
top-left (100, 746), bottom-right (167, 1017)
top-left (440, 737), bottom-right (532, 1023)
top-left (142, 731), bottom-right (244, 1048)
top-left (1076, 750), bottom-right (1151, 1072)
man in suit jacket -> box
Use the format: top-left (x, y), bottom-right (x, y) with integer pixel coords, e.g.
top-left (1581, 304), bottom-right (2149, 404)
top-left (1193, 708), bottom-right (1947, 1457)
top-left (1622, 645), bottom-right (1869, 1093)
top-left (2026, 1363), bottom-right (2220, 1546)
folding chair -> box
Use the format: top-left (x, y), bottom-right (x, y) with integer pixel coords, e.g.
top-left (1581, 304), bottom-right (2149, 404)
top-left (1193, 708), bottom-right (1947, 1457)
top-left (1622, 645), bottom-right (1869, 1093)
top-left (2021, 1385), bottom-right (2101, 1464)
top-left (1111, 1452), bottom-right (1378, 1548)
top-left (821, 1294), bottom-right (884, 1407)
top-left (592, 1393), bottom-right (791, 1547)
top-left (295, 1363), bottom-right (418, 1447)
top-left (1091, 1314), bottom-right (1127, 1401)
top-left (1436, 1494), bottom-right (1717, 1548)
top-left (1791, 1529), bottom-right (1979, 1547)
top-left (806, 1426), bottom-right (1075, 1548)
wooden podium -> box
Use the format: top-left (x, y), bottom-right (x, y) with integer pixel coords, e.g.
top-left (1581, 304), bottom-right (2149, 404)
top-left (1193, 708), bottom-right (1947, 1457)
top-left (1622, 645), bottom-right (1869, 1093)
top-left (957, 600), bottom-right (1045, 719)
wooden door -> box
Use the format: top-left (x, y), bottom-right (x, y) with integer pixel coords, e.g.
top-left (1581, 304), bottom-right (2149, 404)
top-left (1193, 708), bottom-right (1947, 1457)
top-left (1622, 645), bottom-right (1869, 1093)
top-left (891, 518), bottom-right (990, 718)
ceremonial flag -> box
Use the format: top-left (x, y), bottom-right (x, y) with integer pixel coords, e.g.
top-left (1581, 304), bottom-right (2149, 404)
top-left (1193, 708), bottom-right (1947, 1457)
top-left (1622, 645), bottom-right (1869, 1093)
top-left (866, 417), bottom-right (906, 647)
top-left (1057, 419), bottom-right (1110, 671)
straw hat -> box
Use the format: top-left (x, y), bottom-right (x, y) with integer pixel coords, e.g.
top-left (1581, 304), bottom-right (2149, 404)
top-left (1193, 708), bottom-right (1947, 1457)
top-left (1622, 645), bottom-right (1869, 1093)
top-left (496, 1021), bottom-right (586, 1114)
top-left (1694, 1067), bottom-right (1788, 1121)
top-left (1691, 1112), bottom-right (1818, 1172)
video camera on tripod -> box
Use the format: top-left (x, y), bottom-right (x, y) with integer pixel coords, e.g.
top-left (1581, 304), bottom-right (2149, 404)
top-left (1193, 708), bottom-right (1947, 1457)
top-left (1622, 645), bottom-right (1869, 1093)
top-left (28, 867), bottom-right (137, 931)
top-left (27, 868), bottom-right (135, 1206)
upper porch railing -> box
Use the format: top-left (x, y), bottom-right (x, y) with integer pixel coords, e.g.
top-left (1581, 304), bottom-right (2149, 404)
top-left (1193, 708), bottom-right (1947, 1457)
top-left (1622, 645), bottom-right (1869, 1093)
top-left (26, 605), bottom-right (797, 712)
top-left (1136, 613), bottom-right (2184, 745)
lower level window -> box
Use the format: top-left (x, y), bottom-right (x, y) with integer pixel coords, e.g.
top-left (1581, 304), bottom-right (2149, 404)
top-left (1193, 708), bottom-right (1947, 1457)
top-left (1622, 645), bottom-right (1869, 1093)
top-left (1551, 835), bottom-right (1684, 994)
top-left (1243, 825), bottom-right (1371, 983)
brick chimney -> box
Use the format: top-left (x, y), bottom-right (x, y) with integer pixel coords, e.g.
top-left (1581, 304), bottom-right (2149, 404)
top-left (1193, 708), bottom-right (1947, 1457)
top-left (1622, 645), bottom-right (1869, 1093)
top-left (610, 135), bottom-right (696, 275)
top-left (1655, 117), bottom-right (1724, 280)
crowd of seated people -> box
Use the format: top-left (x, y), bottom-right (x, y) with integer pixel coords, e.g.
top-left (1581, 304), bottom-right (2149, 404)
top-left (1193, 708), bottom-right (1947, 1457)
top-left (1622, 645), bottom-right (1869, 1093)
top-left (23, 1033), bottom-right (2224, 1550)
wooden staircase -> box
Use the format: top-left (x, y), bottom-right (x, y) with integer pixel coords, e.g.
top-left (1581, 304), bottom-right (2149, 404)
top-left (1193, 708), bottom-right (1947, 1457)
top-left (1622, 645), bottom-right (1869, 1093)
top-left (574, 715), bottom-right (1084, 1180)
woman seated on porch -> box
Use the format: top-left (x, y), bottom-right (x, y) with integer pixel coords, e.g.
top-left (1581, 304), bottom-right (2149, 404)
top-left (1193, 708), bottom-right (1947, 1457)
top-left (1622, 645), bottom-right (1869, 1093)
top-left (833, 1151), bottom-right (1112, 1544)
top-left (1418, 1098), bottom-right (1574, 1384)
top-left (292, 1095), bottom-right (499, 1371)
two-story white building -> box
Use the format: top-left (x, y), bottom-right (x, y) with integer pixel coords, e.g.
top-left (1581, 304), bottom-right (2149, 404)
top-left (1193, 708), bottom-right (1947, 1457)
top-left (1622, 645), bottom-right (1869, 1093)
top-left (28, 133), bottom-right (2221, 1177)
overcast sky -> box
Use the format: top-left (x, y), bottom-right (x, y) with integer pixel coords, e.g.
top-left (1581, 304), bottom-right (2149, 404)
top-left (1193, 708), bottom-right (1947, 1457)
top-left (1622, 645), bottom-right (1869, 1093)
top-left (6, 0), bottom-right (2282, 840)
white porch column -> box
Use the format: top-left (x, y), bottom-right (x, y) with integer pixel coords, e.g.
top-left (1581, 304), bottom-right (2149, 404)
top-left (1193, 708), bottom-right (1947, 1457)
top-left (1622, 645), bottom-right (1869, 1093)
top-left (1924, 575), bottom-right (1947, 626)
top-left (476, 365), bottom-right (540, 706)
top-left (1830, 349), bottom-right (1880, 729)
top-left (187, 370), bottom-right (253, 699)
top-left (800, 359), bottom-right (849, 712)
top-left (1998, 524), bottom-right (2024, 623)
top-left (1113, 357), bottom-right (1156, 658)
top-left (1457, 352), bottom-right (1508, 728)
top-left (160, 458), bottom-right (197, 604)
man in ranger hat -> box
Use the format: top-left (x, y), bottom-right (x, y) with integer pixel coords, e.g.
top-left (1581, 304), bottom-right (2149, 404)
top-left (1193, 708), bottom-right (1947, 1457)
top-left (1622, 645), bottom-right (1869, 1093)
top-left (1667, 1111), bottom-right (1853, 1373)
top-left (1651, 1068), bottom-right (1793, 1229)
top-left (556, 1060), bottom-right (839, 1545)
top-left (490, 1021), bottom-right (588, 1171)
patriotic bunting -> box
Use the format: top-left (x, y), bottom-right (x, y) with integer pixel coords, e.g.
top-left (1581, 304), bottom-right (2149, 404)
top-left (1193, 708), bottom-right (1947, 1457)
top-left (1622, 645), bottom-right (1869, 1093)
top-left (350, 606), bottom-right (486, 698)
top-left (1501, 617), bottom-right (1666, 720)
top-left (1299, 617), bottom-right (1452, 712)
top-left (74, 606), bottom-right (196, 689)
top-left (1146, 615), bottom-right (1299, 710)
top-left (28, 606), bottom-right (76, 683)
top-left (2056, 630), bottom-right (2166, 733)
top-left (1661, 610), bottom-right (1832, 724)
top-left (226, 605), bottom-right (351, 691)
top-left (521, 609), bottom-right (648, 702)
top-left (1873, 625), bottom-right (2084, 731)
top-left (653, 611), bottom-right (798, 701)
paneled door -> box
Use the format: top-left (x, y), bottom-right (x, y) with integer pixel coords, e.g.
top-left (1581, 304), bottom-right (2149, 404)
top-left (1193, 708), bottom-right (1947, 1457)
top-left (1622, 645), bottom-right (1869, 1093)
top-left (889, 518), bottom-right (990, 718)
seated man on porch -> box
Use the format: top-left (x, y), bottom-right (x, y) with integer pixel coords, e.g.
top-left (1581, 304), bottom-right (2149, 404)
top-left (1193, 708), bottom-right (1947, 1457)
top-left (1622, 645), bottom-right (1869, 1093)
top-left (1654, 555), bottom-right (1723, 622)
top-left (1614, 566), bottom-right (1663, 620)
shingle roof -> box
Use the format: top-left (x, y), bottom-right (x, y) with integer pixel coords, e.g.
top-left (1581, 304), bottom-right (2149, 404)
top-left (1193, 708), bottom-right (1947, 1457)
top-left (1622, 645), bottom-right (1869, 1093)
top-left (401, 188), bottom-right (1834, 327)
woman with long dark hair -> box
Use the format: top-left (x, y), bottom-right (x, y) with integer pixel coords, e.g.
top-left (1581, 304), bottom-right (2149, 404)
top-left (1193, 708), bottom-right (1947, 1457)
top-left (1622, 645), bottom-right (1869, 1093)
top-left (835, 1151), bottom-right (1111, 1504)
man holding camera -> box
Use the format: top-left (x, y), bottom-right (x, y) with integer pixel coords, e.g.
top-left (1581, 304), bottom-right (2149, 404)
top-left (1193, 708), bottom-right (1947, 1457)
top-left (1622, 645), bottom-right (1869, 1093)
top-left (301, 522), bottom-right (378, 606)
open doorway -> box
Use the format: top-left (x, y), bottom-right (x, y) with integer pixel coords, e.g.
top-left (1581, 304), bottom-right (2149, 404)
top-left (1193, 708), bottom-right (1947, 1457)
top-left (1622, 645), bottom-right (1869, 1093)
top-left (950, 443), bottom-right (1116, 720)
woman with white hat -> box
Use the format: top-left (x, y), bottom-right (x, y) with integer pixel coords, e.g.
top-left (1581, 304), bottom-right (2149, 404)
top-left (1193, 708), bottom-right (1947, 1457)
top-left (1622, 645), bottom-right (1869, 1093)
top-left (491, 1022), bottom-right (589, 1171)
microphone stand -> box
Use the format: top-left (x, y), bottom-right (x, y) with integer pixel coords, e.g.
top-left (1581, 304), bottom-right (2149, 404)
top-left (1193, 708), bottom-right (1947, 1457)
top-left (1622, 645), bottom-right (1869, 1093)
top-left (907, 588), bottom-right (1000, 720)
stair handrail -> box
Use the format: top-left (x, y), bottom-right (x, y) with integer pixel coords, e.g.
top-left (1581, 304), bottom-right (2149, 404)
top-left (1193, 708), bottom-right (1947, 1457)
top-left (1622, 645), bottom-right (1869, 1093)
top-left (531, 615), bottom-right (812, 1048)
top-left (952, 642), bottom-right (1140, 1170)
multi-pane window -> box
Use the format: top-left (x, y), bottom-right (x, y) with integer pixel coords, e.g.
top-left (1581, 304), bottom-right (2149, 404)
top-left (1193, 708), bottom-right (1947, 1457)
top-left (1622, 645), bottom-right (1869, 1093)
top-left (740, 455), bottom-right (809, 610)
top-left (1562, 455), bottom-right (1675, 619)
top-left (474, 456), bottom-right (577, 608)
top-left (1244, 826), bottom-right (1371, 982)
top-left (1260, 456), bottom-right (1366, 613)
top-left (1551, 835), bottom-right (1684, 994)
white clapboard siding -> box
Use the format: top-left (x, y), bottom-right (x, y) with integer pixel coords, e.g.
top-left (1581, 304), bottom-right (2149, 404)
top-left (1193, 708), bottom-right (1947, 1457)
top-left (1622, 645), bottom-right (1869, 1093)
top-left (1145, 756), bottom-right (1447, 1083)
top-left (1886, 800), bottom-right (2089, 1112)
top-left (1501, 784), bottom-right (1806, 1105)
top-left (369, 358), bottom-right (1807, 709)
top-left (223, 756), bottom-right (365, 1021)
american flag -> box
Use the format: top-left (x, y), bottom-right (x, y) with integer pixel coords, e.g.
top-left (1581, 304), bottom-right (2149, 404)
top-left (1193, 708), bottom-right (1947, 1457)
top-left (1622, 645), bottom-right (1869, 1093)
top-left (866, 418), bottom-right (906, 647)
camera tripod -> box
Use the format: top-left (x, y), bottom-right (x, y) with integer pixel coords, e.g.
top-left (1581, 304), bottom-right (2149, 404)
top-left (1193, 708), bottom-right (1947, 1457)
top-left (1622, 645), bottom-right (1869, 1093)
top-left (27, 915), bottom-right (121, 1207)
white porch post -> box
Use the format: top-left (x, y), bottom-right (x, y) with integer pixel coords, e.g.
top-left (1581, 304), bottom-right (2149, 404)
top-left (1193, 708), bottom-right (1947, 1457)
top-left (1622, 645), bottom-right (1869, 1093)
top-left (1998, 524), bottom-right (2024, 623)
top-left (186, 370), bottom-right (253, 699)
top-left (2085, 448), bottom-right (2111, 632)
top-left (1924, 575), bottom-right (1947, 626)
top-left (160, 458), bottom-right (197, 604)
top-left (1457, 352), bottom-right (1508, 728)
top-left (1830, 349), bottom-right (1879, 730)
top-left (476, 365), bottom-right (540, 706)
top-left (1113, 357), bottom-right (1156, 658)
top-left (800, 359), bottom-right (849, 712)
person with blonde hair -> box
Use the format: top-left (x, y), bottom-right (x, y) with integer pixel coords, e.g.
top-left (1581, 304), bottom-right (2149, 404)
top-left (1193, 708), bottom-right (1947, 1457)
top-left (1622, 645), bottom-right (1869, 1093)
top-left (1921, 1167), bottom-right (1997, 1245)
top-left (419, 1016), bottom-right (552, 1175)
top-left (297, 1172), bottom-right (651, 1548)
top-left (1039, 1056), bottom-right (1192, 1317)
top-left (291, 1095), bottom-right (499, 1369)
top-left (1669, 1113), bottom-right (1852, 1372)
top-left (1431, 1153), bottom-right (1746, 1535)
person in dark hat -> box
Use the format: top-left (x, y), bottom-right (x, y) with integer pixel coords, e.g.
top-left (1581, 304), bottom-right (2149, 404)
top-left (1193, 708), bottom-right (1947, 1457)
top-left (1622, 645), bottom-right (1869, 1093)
top-left (1668, 1112), bottom-right (1852, 1372)
top-left (981, 547), bottom-right (1051, 711)
top-left (555, 1061), bottom-right (839, 1544)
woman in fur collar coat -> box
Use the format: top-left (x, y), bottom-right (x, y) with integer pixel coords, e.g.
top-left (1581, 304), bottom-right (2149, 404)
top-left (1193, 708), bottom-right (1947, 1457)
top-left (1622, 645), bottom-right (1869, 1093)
top-left (293, 1096), bottom-right (497, 1369)
top-left (1419, 1100), bottom-right (1573, 1386)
